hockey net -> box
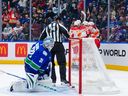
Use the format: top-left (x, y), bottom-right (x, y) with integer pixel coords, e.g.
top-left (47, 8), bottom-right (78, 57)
top-left (68, 38), bottom-right (119, 94)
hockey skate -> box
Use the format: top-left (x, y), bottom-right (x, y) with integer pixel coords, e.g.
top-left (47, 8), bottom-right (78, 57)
top-left (60, 80), bottom-right (70, 88)
top-left (10, 85), bottom-right (13, 92)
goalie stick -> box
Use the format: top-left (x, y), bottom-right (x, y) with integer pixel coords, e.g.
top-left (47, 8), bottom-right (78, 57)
top-left (0, 69), bottom-right (26, 80)
top-left (0, 69), bottom-right (75, 92)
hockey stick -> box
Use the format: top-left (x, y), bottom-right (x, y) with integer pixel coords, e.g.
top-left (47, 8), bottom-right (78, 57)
top-left (0, 69), bottom-right (26, 80)
top-left (81, 11), bottom-right (86, 21)
top-left (0, 69), bottom-right (58, 92)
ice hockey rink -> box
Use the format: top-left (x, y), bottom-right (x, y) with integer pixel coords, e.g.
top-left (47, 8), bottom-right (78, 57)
top-left (0, 64), bottom-right (128, 96)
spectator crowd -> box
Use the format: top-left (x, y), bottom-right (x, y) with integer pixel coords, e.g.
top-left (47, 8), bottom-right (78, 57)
top-left (1, 0), bottom-right (128, 42)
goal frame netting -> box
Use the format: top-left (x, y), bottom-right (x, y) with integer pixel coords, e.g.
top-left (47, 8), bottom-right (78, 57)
top-left (68, 38), bottom-right (119, 94)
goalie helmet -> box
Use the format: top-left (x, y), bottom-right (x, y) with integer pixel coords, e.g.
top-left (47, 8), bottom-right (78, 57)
top-left (43, 37), bottom-right (54, 50)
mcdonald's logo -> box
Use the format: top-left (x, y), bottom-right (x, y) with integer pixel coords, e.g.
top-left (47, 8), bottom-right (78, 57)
top-left (15, 44), bottom-right (28, 57)
top-left (0, 44), bottom-right (8, 57)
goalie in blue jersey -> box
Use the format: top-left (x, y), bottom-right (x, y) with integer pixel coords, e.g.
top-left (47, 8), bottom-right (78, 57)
top-left (10, 37), bottom-right (54, 92)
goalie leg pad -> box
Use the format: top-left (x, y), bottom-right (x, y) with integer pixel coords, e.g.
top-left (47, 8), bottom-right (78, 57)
top-left (26, 73), bottom-right (38, 90)
top-left (10, 80), bottom-right (28, 92)
top-left (10, 73), bottom-right (38, 92)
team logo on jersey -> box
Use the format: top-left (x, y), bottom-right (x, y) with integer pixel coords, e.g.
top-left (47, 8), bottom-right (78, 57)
top-left (43, 51), bottom-right (48, 56)
top-left (0, 44), bottom-right (8, 57)
top-left (15, 44), bottom-right (28, 57)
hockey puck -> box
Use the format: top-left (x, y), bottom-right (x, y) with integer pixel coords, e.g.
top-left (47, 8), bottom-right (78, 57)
top-left (71, 85), bottom-right (75, 88)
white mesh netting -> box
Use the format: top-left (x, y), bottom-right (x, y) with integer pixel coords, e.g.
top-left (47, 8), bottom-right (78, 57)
top-left (69, 38), bottom-right (119, 94)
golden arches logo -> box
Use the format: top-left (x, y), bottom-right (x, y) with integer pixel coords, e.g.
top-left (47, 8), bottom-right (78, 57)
top-left (0, 46), bottom-right (6, 54)
top-left (0, 44), bottom-right (8, 57)
top-left (17, 46), bottom-right (26, 55)
top-left (15, 44), bottom-right (27, 57)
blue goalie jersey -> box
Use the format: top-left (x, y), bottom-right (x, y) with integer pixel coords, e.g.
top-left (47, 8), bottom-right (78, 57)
top-left (24, 41), bottom-right (51, 75)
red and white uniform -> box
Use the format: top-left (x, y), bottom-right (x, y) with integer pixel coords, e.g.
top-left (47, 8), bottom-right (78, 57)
top-left (70, 26), bottom-right (80, 38)
top-left (70, 21), bottom-right (100, 48)
top-left (88, 25), bottom-right (99, 38)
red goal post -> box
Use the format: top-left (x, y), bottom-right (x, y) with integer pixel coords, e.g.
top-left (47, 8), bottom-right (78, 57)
top-left (68, 38), bottom-right (83, 94)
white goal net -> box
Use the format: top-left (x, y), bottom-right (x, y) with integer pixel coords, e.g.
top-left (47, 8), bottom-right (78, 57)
top-left (68, 38), bottom-right (119, 94)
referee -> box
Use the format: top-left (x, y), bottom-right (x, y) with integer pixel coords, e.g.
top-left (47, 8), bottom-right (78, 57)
top-left (39, 16), bottom-right (70, 85)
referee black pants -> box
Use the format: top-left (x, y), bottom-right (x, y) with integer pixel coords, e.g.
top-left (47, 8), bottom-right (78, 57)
top-left (51, 42), bottom-right (67, 83)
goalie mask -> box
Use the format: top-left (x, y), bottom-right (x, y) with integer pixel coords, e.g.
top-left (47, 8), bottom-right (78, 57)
top-left (43, 37), bottom-right (54, 50)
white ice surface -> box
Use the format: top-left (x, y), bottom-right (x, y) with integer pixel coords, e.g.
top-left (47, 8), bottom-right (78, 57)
top-left (0, 64), bottom-right (128, 96)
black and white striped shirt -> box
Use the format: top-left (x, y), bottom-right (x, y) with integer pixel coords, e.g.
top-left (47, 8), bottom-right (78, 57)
top-left (39, 22), bottom-right (69, 42)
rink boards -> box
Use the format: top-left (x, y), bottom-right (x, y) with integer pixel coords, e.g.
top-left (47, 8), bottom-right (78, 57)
top-left (0, 42), bottom-right (128, 71)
